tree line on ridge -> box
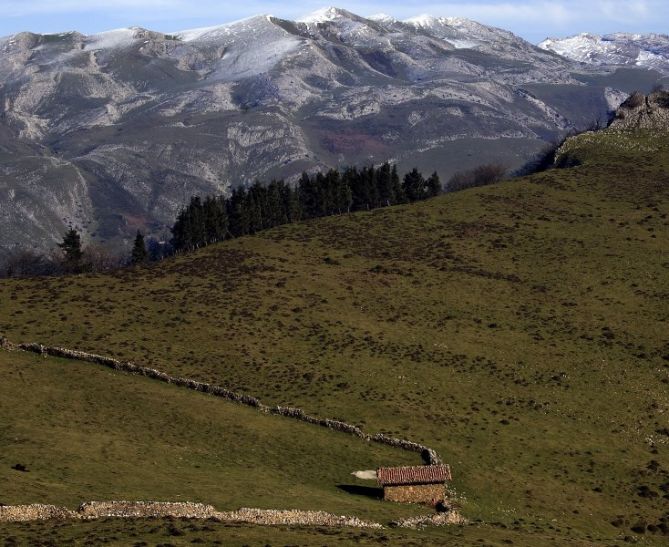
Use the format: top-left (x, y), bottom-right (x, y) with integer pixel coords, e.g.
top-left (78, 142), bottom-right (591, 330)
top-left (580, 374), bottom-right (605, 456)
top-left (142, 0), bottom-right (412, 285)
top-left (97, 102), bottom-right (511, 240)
top-left (171, 163), bottom-right (440, 252)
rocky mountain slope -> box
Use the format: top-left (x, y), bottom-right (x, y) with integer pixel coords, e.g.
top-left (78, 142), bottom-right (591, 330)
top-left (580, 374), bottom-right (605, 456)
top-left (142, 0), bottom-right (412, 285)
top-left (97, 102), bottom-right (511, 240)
top-left (0, 8), bottom-right (665, 255)
top-left (539, 32), bottom-right (669, 73)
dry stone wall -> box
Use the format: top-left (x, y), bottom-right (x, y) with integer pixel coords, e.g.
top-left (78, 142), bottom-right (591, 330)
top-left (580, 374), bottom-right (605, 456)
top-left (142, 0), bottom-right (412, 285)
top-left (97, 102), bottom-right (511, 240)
top-left (12, 340), bottom-right (443, 465)
top-left (78, 501), bottom-right (219, 520)
top-left (217, 508), bottom-right (383, 528)
top-left (0, 502), bottom-right (382, 528)
top-left (0, 505), bottom-right (77, 522)
top-left (392, 510), bottom-right (467, 528)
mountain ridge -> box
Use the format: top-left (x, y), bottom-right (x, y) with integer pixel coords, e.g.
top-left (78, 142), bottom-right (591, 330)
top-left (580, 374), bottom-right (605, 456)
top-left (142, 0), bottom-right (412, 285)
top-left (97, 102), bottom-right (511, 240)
top-left (0, 7), bottom-right (665, 257)
top-left (539, 32), bottom-right (669, 72)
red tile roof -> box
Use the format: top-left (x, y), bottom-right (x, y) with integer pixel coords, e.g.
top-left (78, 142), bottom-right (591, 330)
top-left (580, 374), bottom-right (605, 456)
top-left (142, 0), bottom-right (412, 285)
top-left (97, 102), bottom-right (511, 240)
top-left (376, 465), bottom-right (452, 486)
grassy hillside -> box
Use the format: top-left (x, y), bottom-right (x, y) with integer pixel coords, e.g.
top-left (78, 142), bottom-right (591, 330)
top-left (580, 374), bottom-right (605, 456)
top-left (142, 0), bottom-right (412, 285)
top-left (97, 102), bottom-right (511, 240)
top-left (1, 128), bottom-right (668, 544)
top-left (0, 350), bottom-right (424, 519)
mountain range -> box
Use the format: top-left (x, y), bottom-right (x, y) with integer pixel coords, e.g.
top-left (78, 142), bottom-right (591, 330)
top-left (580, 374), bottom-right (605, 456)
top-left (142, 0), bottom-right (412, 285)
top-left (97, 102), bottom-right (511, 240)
top-left (0, 7), bottom-right (667, 257)
top-left (539, 32), bottom-right (669, 72)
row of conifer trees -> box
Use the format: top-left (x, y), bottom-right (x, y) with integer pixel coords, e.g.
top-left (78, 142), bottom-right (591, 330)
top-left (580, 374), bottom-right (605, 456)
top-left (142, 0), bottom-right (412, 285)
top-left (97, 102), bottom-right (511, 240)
top-left (171, 163), bottom-right (440, 252)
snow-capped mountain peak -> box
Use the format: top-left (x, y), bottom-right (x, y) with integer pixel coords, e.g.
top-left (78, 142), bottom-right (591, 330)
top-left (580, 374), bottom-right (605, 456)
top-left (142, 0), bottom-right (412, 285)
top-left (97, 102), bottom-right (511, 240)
top-left (539, 32), bottom-right (669, 71)
top-left (176, 15), bottom-right (275, 42)
top-left (404, 14), bottom-right (440, 27)
top-left (297, 7), bottom-right (355, 24)
top-left (367, 13), bottom-right (396, 24)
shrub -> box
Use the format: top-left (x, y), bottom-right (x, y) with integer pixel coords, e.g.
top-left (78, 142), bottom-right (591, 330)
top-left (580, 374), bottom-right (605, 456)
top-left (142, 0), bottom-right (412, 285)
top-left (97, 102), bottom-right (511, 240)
top-left (2, 250), bottom-right (60, 278)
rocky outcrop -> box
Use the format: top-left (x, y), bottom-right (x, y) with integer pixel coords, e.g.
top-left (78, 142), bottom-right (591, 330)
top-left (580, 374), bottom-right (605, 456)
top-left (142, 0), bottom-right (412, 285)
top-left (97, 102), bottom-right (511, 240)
top-left (609, 90), bottom-right (669, 131)
top-left (13, 341), bottom-right (443, 465)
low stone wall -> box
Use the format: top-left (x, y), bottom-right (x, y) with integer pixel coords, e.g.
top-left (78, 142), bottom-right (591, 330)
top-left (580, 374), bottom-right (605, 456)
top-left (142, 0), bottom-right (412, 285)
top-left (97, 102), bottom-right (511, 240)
top-left (78, 501), bottom-right (219, 520)
top-left (13, 341), bottom-right (443, 465)
top-left (0, 501), bottom-right (465, 529)
top-left (0, 504), bottom-right (77, 523)
top-left (392, 511), bottom-right (467, 528)
top-left (0, 502), bottom-right (382, 528)
top-left (217, 508), bottom-right (383, 528)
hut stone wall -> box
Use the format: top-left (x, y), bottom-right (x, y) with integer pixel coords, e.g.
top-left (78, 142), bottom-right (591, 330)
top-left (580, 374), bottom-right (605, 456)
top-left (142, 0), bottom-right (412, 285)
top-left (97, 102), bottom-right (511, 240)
top-left (383, 484), bottom-right (445, 505)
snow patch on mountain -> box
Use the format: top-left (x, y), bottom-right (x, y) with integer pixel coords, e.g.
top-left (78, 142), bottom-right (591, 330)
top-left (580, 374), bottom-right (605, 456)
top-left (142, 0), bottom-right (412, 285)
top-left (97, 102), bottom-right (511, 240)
top-left (84, 28), bottom-right (139, 51)
top-left (448, 39), bottom-right (480, 50)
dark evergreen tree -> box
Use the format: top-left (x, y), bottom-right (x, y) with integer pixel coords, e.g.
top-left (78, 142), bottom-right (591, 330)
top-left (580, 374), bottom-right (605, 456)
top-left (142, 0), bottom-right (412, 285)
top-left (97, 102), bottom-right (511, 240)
top-left (281, 182), bottom-right (302, 223)
top-left (203, 196), bottom-right (228, 243)
top-left (426, 171), bottom-right (442, 197)
top-left (131, 231), bottom-right (148, 265)
top-left (391, 164), bottom-right (405, 204)
top-left (227, 187), bottom-right (249, 237)
top-left (298, 172), bottom-right (320, 219)
top-left (377, 162), bottom-right (394, 206)
top-left (266, 180), bottom-right (287, 227)
top-left (335, 171), bottom-right (353, 213)
top-left (244, 182), bottom-right (264, 234)
top-left (402, 168), bottom-right (426, 202)
top-left (189, 196), bottom-right (206, 247)
top-left (58, 227), bottom-right (83, 269)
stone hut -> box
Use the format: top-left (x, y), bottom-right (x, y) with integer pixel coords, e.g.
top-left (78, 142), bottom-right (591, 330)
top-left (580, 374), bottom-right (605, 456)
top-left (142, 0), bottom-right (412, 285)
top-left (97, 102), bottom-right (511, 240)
top-left (377, 465), bottom-right (452, 505)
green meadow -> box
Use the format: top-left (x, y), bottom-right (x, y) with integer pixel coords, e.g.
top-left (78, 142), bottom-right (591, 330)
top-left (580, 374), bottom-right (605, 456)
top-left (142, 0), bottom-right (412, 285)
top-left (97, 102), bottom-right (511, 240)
top-left (1, 129), bottom-right (667, 544)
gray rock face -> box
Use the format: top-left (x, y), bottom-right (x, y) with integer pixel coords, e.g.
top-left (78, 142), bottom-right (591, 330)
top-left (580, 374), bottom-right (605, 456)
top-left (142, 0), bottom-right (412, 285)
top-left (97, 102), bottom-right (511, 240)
top-left (609, 90), bottom-right (669, 131)
top-left (0, 9), bottom-right (664, 254)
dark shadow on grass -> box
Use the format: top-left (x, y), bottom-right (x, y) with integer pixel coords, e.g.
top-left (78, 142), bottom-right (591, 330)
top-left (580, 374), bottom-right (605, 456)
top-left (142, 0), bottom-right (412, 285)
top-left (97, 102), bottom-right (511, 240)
top-left (336, 484), bottom-right (383, 499)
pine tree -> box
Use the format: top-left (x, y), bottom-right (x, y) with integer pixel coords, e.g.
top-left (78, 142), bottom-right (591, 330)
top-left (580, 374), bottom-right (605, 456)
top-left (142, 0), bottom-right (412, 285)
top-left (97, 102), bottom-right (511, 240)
top-left (426, 171), bottom-right (442, 197)
top-left (390, 164), bottom-right (405, 204)
top-left (298, 172), bottom-right (319, 219)
top-left (281, 183), bottom-right (302, 222)
top-left (245, 185), bottom-right (262, 234)
top-left (377, 162), bottom-right (393, 206)
top-left (267, 180), bottom-right (288, 227)
top-left (58, 227), bottom-right (83, 270)
top-left (203, 196), bottom-right (228, 244)
top-left (171, 208), bottom-right (191, 251)
top-left (131, 231), bottom-right (148, 265)
top-left (188, 196), bottom-right (206, 248)
top-left (402, 168), bottom-right (426, 202)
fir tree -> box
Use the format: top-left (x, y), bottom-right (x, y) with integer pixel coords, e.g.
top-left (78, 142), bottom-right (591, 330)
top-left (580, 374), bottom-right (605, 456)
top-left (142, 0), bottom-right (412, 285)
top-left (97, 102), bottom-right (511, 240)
top-left (402, 168), bottom-right (426, 202)
top-left (281, 183), bottom-right (302, 222)
top-left (203, 196), bottom-right (228, 244)
top-left (426, 171), bottom-right (442, 197)
top-left (58, 227), bottom-right (83, 269)
top-left (131, 231), bottom-right (148, 264)
top-left (377, 162), bottom-right (394, 206)
top-left (298, 172), bottom-right (319, 219)
top-left (391, 164), bottom-right (405, 204)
